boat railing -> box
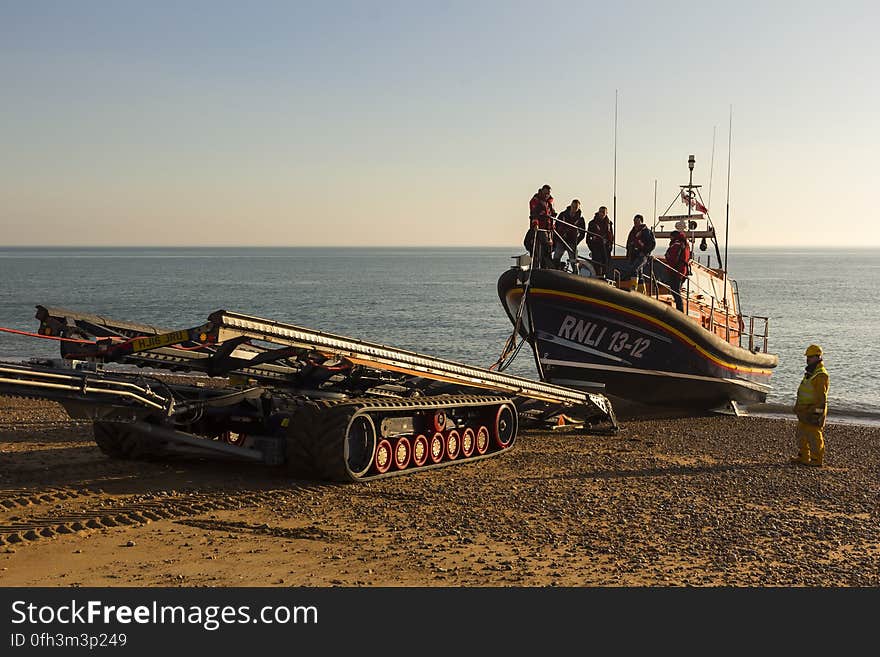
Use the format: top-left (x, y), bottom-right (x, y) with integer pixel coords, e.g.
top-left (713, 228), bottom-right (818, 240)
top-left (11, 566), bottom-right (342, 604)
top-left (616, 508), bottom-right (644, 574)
top-left (741, 315), bottom-right (770, 354)
top-left (544, 250), bottom-right (772, 354)
top-left (643, 255), bottom-right (719, 307)
top-left (731, 278), bottom-right (743, 321)
top-left (635, 257), bottom-right (758, 342)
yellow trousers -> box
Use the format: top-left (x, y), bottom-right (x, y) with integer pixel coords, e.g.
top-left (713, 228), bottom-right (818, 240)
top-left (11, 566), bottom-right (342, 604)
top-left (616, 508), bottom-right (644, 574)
top-left (795, 420), bottom-right (825, 465)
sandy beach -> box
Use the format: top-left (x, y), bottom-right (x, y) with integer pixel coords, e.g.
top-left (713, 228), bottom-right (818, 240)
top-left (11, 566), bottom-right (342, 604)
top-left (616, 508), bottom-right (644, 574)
top-left (1, 394), bottom-right (877, 587)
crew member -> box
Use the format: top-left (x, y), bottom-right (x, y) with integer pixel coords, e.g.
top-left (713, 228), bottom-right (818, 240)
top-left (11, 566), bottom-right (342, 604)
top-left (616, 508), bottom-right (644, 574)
top-left (792, 344), bottom-right (830, 466)
top-left (664, 221), bottom-right (690, 312)
top-left (552, 199), bottom-right (585, 271)
top-left (528, 184), bottom-right (556, 269)
top-left (586, 206), bottom-right (613, 276)
top-left (624, 214), bottom-right (656, 288)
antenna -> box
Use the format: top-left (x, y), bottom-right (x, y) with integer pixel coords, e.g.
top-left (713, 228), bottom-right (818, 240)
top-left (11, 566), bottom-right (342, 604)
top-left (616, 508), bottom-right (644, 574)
top-left (708, 125), bottom-right (716, 209)
top-left (653, 179), bottom-right (657, 225)
top-left (723, 105), bottom-right (732, 308)
top-left (724, 106), bottom-right (732, 273)
top-left (612, 89), bottom-right (618, 255)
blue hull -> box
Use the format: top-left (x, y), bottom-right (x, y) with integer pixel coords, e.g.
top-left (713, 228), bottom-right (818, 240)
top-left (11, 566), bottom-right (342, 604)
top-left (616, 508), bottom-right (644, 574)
top-left (498, 268), bottom-right (778, 410)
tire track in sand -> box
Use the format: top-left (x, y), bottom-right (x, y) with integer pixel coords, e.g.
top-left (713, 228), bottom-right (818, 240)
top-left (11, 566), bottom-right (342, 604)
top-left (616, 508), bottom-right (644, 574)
top-left (0, 486), bottom-right (104, 510)
top-left (0, 487), bottom-right (316, 548)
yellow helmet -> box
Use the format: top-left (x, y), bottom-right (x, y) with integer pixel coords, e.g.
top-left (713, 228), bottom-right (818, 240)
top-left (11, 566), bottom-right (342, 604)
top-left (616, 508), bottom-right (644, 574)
top-left (804, 344), bottom-right (823, 357)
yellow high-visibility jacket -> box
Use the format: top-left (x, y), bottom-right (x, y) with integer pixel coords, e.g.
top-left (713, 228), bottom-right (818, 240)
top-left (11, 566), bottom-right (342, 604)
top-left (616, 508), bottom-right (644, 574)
top-left (795, 362), bottom-right (829, 424)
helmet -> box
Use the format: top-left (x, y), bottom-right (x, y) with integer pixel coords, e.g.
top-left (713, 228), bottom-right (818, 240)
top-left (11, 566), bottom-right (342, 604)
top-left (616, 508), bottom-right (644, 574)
top-left (804, 344), bottom-right (823, 357)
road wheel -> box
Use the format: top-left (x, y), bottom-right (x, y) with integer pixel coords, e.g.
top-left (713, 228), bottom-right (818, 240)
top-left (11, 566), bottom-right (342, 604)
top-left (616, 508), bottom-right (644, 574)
top-left (412, 434), bottom-right (429, 467)
top-left (475, 426), bottom-right (490, 455)
top-left (461, 427), bottom-right (475, 458)
top-left (445, 430), bottom-right (460, 460)
top-left (393, 436), bottom-right (412, 470)
top-left (429, 432), bottom-right (445, 464)
top-left (432, 410), bottom-right (446, 432)
top-left (493, 404), bottom-right (516, 448)
top-left (374, 439), bottom-right (393, 474)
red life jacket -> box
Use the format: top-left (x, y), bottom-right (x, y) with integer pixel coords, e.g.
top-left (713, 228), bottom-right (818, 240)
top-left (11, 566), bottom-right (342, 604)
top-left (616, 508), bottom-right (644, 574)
top-left (665, 235), bottom-right (690, 277)
top-left (529, 193), bottom-right (555, 230)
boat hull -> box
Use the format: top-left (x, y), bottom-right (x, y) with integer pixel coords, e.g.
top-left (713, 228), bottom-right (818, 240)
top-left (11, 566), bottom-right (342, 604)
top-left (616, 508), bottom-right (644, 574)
top-left (497, 268), bottom-right (778, 410)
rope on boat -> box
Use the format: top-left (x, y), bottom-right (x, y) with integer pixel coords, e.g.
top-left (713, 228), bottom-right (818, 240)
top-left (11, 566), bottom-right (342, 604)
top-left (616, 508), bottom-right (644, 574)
top-left (490, 229), bottom-right (539, 372)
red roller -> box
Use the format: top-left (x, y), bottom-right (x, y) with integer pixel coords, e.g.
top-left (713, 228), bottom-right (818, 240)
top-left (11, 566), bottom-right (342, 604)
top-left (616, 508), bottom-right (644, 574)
top-left (445, 429), bottom-right (461, 460)
top-left (221, 430), bottom-right (246, 446)
top-left (432, 410), bottom-right (447, 432)
top-left (393, 436), bottom-right (412, 470)
top-left (412, 434), bottom-right (429, 467)
top-left (461, 427), bottom-right (476, 458)
top-left (475, 426), bottom-right (490, 455)
top-left (374, 439), bottom-right (393, 474)
top-left (429, 432), bottom-right (445, 464)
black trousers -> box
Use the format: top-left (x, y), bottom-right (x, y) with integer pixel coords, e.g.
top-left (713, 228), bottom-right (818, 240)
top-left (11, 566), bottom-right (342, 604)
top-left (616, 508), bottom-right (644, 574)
top-left (533, 229), bottom-right (553, 269)
top-left (628, 255), bottom-right (649, 281)
top-left (670, 275), bottom-right (684, 312)
top-left (588, 246), bottom-right (611, 276)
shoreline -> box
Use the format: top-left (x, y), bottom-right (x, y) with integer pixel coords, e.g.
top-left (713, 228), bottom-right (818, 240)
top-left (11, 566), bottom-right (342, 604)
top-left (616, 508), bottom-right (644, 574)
top-left (1, 395), bottom-right (878, 587)
top-left (2, 356), bottom-right (879, 425)
top-left (747, 402), bottom-right (880, 428)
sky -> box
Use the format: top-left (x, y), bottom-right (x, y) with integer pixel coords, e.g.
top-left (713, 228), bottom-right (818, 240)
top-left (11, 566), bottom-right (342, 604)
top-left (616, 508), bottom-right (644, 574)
top-left (1, 0), bottom-right (877, 248)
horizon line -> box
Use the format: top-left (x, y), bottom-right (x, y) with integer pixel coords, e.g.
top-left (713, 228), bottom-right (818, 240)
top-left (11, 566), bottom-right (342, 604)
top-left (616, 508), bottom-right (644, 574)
top-left (1, 244), bottom-right (879, 250)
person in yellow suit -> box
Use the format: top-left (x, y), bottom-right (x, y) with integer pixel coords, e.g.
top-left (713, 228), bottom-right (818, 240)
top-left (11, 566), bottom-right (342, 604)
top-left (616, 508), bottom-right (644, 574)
top-left (792, 344), bottom-right (830, 466)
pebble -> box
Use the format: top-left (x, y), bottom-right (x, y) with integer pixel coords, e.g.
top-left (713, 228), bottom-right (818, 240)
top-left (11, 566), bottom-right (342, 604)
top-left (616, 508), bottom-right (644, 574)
top-left (1, 399), bottom-right (877, 586)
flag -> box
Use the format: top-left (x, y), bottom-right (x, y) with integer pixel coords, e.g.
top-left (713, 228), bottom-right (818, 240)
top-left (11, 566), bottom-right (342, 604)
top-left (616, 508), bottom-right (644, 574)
top-left (680, 190), bottom-right (708, 215)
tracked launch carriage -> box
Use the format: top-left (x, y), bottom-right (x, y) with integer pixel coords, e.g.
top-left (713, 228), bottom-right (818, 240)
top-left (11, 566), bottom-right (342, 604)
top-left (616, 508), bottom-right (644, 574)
top-left (0, 306), bottom-right (617, 481)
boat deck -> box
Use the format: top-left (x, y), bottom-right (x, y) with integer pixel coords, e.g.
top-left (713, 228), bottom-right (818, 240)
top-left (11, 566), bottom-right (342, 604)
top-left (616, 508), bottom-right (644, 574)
top-left (588, 254), bottom-right (771, 354)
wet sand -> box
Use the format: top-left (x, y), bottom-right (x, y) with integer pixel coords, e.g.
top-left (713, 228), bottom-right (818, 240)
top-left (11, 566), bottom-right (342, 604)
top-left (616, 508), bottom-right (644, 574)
top-left (1, 395), bottom-right (878, 587)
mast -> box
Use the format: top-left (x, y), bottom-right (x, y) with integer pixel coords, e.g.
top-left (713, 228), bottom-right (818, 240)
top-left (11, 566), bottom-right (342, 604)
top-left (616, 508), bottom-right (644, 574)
top-left (685, 155), bottom-right (694, 315)
top-left (653, 179), bottom-right (657, 225)
top-left (687, 154), bottom-right (695, 218)
top-left (708, 125), bottom-right (716, 209)
top-left (612, 89), bottom-right (618, 255)
top-left (687, 155), bottom-right (694, 247)
top-left (724, 105), bottom-right (732, 306)
top-left (724, 106), bottom-right (732, 272)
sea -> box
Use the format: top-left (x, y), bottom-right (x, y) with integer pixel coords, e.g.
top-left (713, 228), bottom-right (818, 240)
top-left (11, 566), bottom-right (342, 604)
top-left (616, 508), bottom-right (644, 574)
top-left (0, 247), bottom-right (877, 424)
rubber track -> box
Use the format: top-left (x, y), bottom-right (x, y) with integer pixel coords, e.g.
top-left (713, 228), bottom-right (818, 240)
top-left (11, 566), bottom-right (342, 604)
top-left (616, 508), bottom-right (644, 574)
top-left (93, 421), bottom-right (130, 458)
top-left (285, 402), bottom-right (353, 481)
top-left (16, 395), bottom-right (517, 484)
top-left (285, 394), bottom-right (516, 482)
top-left (282, 403), bottom-right (321, 479)
top-left (93, 420), bottom-right (191, 461)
